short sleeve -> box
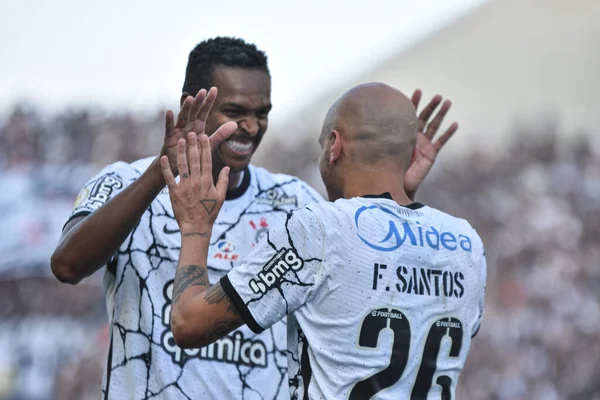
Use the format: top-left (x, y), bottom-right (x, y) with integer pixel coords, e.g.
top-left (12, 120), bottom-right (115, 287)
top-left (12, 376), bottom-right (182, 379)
top-left (221, 206), bottom-right (326, 333)
top-left (66, 161), bottom-right (139, 227)
top-left (471, 243), bottom-right (487, 338)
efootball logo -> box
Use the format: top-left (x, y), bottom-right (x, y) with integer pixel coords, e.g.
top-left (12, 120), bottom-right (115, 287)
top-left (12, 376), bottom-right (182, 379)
top-left (249, 248), bottom-right (304, 295)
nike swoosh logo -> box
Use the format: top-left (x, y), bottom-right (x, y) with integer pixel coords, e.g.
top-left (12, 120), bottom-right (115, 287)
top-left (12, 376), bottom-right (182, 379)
top-left (163, 224), bottom-right (180, 235)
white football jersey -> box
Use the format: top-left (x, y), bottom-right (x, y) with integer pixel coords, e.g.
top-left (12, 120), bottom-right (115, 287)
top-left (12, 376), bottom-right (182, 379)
top-left (66, 157), bottom-right (324, 400)
top-left (222, 193), bottom-right (486, 400)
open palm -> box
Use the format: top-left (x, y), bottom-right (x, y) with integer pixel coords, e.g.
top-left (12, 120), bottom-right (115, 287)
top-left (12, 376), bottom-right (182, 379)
top-left (162, 87), bottom-right (236, 176)
top-left (404, 90), bottom-right (459, 198)
top-left (161, 132), bottom-right (230, 231)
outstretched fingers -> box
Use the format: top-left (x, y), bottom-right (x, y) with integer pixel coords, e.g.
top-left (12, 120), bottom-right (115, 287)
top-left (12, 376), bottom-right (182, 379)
top-left (197, 87), bottom-right (218, 125)
top-left (411, 89), bottom-right (422, 110)
top-left (165, 110), bottom-right (175, 138)
top-left (176, 96), bottom-right (194, 129)
top-left (160, 156), bottom-right (177, 188)
top-left (424, 100), bottom-right (452, 140)
top-left (216, 166), bottom-right (230, 198)
top-left (208, 121), bottom-right (238, 150)
top-left (189, 89), bottom-right (208, 122)
top-left (418, 95), bottom-right (442, 132)
top-left (177, 138), bottom-right (189, 180)
top-left (434, 122), bottom-right (459, 151)
top-left (186, 133), bottom-right (201, 179)
top-left (198, 134), bottom-right (213, 186)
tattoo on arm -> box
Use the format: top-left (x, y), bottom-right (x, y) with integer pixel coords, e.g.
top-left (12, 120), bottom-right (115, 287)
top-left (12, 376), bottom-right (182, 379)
top-left (182, 232), bottom-right (210, 238)
top-left (173, 265), bottom-right (209, 305)
top-left (210, 319), bottom-right (242, 340)
top-left (204, 283), bottom-right (241, 317)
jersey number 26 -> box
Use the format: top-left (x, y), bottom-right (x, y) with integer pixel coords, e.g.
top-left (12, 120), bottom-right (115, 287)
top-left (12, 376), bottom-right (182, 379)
top-left (349, 308), bottom-right (464, 400)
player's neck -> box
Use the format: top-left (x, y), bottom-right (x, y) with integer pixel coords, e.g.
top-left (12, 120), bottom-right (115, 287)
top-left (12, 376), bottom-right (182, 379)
top-left (210, 168), bottom-right (245, 193)
top-left (342, 171), bottom-right (412, 206)
top-left (227, 170), bottom-right (243, 191)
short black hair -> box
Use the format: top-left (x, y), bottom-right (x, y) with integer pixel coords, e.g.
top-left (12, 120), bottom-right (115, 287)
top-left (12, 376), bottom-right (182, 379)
top-left (182, 37), bottom-right (269, 96)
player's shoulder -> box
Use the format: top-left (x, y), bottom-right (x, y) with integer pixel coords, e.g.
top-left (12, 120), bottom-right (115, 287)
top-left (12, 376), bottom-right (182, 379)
top-left (424, 205), bottom-right (485, 251)
top-left (289, 200), bottom-right (349, 231)
top-left (426, 206), bottom-right (479, 233)
top-left (248, 165), bottom-right (324, 204)
top-left (97, 156), bottom-right (153, 177)
top-left (129, 156), bottom-right (156, 174)
top-left (296, 196), bottom-right (391, 223)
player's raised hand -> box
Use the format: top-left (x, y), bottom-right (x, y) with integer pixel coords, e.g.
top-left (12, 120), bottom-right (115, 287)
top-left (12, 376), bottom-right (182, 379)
top-left (160, 132), bottom-right (230, 231)
top-left (161, 87), bottom-right (237, 176)
top-left (404, 89), bottom-right (459, 198)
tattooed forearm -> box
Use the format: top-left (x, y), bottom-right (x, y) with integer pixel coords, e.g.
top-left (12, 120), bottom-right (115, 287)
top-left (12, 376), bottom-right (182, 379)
top-left (209, 319), bottom-right (242, 342)
top-left (194, 318), bottom-right (242, 345)
top-left (204, 283), bottom-right (241, 317)
top-left (182, 232), bottom-right (210, 238)
top-left (173, 265), bottom-right (209, 305)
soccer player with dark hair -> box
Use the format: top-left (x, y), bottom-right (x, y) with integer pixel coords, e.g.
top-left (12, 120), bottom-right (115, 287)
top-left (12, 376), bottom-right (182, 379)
top-left (51, 36), bottom-right (458, 399)
top-left (162, 83), bottom-right (485, 399)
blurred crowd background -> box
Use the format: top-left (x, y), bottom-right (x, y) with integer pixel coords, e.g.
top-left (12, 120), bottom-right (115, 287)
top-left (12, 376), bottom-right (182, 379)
top-left (2, 0), bottom-right (600, 399)
top-left (0, 106), bottom-right (599, 399)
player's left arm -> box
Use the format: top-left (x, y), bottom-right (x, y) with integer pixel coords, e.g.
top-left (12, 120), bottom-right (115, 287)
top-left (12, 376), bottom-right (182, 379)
top-left (161, 130), bottom-right (325, 348)
top-left (170, 210), bottom-right (322, 349)
top-left (160, 129), bottom-right (245, 348)
top-left (404, 90), bottom-right (459, 200)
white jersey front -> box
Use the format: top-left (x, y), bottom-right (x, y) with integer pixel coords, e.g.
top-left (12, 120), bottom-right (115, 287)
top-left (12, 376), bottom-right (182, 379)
top-left (66, 157), bottom-right (324, 400)
top-left (223, 193), bottom-right (487, 400)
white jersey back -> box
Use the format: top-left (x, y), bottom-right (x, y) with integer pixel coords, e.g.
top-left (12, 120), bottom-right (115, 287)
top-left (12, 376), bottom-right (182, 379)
top-left (223, 193), bottom-right (486, 400)
top-left (66, 157), bottom-right (323, 399)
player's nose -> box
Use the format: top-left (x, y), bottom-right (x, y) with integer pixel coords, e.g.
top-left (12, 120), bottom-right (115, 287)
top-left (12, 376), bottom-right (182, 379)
top-left (238, 117), bottom-right (260, 137)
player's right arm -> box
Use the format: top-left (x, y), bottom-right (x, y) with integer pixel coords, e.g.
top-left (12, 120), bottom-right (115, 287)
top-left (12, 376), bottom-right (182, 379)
top-left (51, 160), bottom-right (166, 284)
top-left (50, 88), bottom-right (236, 284)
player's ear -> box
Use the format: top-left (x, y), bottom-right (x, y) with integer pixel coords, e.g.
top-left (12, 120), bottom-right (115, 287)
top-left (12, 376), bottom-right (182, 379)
top-left (329, 130), bottom-right (343, 165)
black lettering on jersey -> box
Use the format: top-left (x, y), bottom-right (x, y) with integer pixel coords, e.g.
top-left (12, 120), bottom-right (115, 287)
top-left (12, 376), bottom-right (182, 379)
top-left (160, 280), bottom-right (267, 368)
top-left (396, 266), bottom-right (408, 292)
top-left (395, 266), bottom-right (465, 299)
top-left (454, 272), bottom-right (465, 298)
top-left (249, 248), bottom-right (304, 295)
top-left (256, 189), bottom-right (298, 207)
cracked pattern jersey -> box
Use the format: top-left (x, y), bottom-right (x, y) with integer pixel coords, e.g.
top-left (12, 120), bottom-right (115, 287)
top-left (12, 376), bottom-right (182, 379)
top-left (66, 157), bottom-right (323, 400)
top-left (222, 194), bottom-right (486, 400)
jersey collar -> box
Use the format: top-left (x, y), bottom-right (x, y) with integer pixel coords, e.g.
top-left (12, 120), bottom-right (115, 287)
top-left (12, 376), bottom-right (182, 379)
top-left (361, 192), bottom-right (425, 210)
top-left (225, 166), bottom-right (251, 201)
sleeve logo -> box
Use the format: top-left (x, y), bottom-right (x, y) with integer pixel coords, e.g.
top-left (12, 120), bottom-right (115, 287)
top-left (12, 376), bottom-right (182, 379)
top-left (77, 175), bottom-right (124, 212)
top-left (73, 187), bottom-right (90, 209)
top-left (249, 248), bottom-right (304, 295)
